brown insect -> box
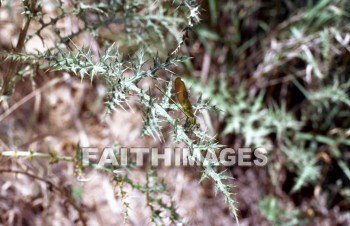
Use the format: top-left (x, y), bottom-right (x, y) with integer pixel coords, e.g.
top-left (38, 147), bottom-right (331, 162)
top-left (174, 77), bottom-right (196, 124)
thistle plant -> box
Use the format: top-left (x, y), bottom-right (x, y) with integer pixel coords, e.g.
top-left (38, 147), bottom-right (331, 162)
top-left (0, 0), bottom-right (240, 224)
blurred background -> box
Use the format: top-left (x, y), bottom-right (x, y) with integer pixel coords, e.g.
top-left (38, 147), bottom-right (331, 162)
top-left (0, 0), bottom-right (350, 225)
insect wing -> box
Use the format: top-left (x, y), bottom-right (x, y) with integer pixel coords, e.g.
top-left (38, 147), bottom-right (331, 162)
top-left (174, 77), bottom-right (195, 123)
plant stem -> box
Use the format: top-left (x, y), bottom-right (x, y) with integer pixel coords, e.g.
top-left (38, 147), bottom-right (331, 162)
top-left (0, 150), bottom-right (73, 162)
top-left (1, 0), bottom-right (36, 97)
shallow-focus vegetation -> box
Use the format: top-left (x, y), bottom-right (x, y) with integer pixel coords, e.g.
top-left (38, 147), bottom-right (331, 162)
top-left (0, 0), bottom-right (349, 225)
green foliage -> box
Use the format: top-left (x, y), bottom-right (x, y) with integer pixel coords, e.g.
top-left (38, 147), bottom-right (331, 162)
top-left (0, 0), bottom-right (241, 224)
top-left (281, 140), bottom-right (320, 193)
top-left (184, 0), bottom-right (350, 224)
top-left (188, 79), bottom-right (301, 147)
top-left (2, 0), bottom-right (350, 224)
top-left (259, 196), bottom-right (306, 226)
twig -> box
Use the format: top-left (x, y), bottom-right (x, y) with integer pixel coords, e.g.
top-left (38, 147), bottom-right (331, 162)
top-left (0, 150), bottom-right (73, 162)
top-left (1, 0), bottom-right (37, 96)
